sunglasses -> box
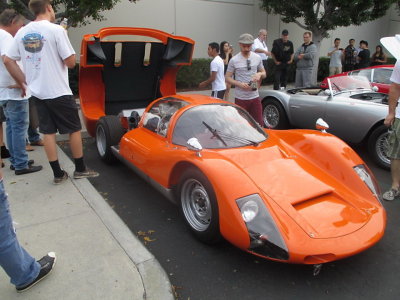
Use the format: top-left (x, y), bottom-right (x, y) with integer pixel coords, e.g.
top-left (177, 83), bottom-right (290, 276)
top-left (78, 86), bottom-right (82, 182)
top-left (246, 59), bottom-right (251, 71)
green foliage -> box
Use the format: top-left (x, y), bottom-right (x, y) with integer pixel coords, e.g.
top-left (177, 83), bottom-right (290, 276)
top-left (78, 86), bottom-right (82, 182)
top-left (259, 0), bottom-right (396, 38)
top-left (176, 59), bottom-right (212, 89)
top-left (1, 0), bottom-right (137, 26)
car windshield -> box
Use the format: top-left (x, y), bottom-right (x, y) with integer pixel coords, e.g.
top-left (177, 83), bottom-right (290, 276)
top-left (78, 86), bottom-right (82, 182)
top-left (172, 104), bottom-right (267, 149)
top-left (328, 75), bottom-right (372, 94)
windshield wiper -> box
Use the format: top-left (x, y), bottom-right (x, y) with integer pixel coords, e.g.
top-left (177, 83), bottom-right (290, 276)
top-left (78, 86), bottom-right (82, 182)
top-left (218, 132), bottom-right (260, 147)
top-left (202, 121), bottom-right (227, 146)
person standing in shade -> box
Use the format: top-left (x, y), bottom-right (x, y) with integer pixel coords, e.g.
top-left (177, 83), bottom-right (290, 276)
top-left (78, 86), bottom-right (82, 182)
top-left (371, 45), bottom-right (387, 66)
top-left (4, 0), bottom-right (98, 184)
top-left (271, 29), bottom-right (294, 90)
top-left (343, 39), bottom-right (357, 72)
top-left (225, 33), bottom-right (266, 125)
top-left (199, 42), bottom-right (226, 100)
top-left (252, 29), bottom-right (270, 77)
top-left (294, 31), bottom-right (317, 88)
top-left (328, 38), bottom-right (344, 76)
top-left (0, 9), bottom-right (42, 175)
top-left (219, 41), bottom-right (233, 100)
top-left (357, 40), bottom-right (370, 69)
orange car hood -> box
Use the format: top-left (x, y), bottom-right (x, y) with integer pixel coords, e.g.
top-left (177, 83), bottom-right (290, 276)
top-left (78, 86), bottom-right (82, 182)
top-left (218, 145), bottom-right (373, 239)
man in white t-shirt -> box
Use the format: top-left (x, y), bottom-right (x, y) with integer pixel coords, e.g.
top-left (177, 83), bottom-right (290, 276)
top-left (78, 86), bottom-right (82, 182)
top-left (0, 9), bottom-right (42, 175)
top-left (381, 34), bottom-right (400, 200)
top-left (252, 29), bottom-right (271, 74)
top-left (226, 33), bottom-right (266, 125)
top-left (199, 42), bottom-right (226, 99)
top-left (327, 38), bottom-right (344, 75)
top-left (4, 0), bottom-right (98, 184)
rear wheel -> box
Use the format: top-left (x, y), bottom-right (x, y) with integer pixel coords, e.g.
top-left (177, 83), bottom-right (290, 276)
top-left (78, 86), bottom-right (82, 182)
top-left (262, 98), bottom-right (289, 129)
top-left (96, 116), bottom-right (125, 163)
top-left (368, 125), bottom-right (390, 170)
top-left (178, 168), bottom-right (221, 244)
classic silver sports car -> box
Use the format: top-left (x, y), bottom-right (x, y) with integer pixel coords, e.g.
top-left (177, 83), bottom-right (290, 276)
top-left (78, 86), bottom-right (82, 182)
top-left (260, 76), bottom-right (390, 169)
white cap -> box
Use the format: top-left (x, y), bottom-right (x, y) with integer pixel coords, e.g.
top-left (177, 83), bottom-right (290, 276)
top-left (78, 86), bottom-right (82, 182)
top-left (381, 35), bottom-right (400, 60)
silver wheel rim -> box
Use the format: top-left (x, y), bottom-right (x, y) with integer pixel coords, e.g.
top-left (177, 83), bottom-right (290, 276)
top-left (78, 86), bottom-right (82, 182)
top-left (96, 125), bottom-right (107, 157)
top-left (263, 104), bottom-right (279, 128)
top-left (376, 131), bottom-right (390, 167)
top-left (181, 179), bottom-right (211, 232)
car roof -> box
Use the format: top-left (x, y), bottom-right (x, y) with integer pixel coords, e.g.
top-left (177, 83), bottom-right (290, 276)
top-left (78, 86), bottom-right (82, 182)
top-left (161, 94), bottom-right (231, 107)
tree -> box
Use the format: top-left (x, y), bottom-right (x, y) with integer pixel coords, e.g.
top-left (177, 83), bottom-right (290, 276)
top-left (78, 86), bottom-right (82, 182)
top-left (2, 0), bottom-right (137, 27)
top-left (260, 0), bottom-right (396, 84)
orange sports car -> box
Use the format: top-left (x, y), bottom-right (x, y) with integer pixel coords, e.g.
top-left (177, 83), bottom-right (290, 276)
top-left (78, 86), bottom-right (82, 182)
top-left (79, 28), bottom-right (386, 265)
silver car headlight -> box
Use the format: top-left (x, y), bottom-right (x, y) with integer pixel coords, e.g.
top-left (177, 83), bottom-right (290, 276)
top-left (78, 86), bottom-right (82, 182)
top-left (354, 164), bottom-right (382, 202)
top-left (236, 194), bottom-right (289, 260)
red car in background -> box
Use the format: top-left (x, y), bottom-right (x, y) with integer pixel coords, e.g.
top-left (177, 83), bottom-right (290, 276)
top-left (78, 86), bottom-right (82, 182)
top-left (320, 65), bottom-right (394, 94)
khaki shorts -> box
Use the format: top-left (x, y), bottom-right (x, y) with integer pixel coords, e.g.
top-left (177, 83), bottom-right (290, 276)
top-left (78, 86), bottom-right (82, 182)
top-left (388, 118), bottom-right (400, 159)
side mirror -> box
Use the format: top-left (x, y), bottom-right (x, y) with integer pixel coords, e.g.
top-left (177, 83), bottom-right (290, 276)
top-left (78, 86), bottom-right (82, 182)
top-left (187, 137), bottom-right (202, 157)
top-left (316, 118), bottom-right (329, 133)
top-left (324, 89), bottom-right (332, 97)
top-left (128, 111), bottom-right (140, 129)
top-left (372, 86), bottom-right (379, 92)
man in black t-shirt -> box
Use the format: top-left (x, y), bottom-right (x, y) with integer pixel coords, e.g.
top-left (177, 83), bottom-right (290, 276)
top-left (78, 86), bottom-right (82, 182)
top-left (357, 40), bottom-right (370, 69)
top-left (271, 29), bottom-right (294, 90)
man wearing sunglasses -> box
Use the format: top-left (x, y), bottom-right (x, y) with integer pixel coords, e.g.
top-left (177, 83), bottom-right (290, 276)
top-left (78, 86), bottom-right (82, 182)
top-left (225, 33), bottom-right (266, 126)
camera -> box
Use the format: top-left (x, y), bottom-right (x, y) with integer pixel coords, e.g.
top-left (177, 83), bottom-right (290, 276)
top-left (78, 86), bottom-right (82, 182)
top-left (248, 81), bottom-right (257, 91)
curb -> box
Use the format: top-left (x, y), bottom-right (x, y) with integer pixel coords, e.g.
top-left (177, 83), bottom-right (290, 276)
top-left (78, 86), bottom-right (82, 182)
top-left (57, 142), bottom-right (174, 300)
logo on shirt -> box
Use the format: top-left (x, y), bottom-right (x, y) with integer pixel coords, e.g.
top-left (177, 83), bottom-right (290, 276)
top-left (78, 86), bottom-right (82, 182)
top-left (22, 32), bottom-right (44, 53)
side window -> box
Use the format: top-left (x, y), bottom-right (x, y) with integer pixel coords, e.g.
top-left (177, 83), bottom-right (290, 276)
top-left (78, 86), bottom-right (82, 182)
top-left (373, 69), bottom-right (393, 84)
top-left (142, 99), bottom-right (187, 137)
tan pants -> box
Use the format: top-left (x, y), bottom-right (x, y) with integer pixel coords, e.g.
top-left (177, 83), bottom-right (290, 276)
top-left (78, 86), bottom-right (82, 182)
top-left (329, 66), bottom-right (342, 76)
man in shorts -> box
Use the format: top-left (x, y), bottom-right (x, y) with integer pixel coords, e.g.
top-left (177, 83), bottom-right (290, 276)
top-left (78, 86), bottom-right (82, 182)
top-left (198, 42), bottom-right (226, 99)
top-left (225, 33), bottom-right (266, 125)
top-left (4, 0), bottom-right (98, 184)
top-left (381, 34), bottom-right (400, 200)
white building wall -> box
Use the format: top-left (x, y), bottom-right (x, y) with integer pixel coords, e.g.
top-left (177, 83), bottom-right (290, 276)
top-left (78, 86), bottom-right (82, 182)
top-left (68, 0), bottom-right (397, 61)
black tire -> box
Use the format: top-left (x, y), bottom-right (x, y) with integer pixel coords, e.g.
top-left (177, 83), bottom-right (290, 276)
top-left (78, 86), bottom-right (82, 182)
top-left (368, 125), bottom-right (391, 170)
top-left (262, 98), bottom-right (289, 129)
top-left (178, 168), bottom-right (221, 244)
top-left (96, 116), bottom-right (125, 163)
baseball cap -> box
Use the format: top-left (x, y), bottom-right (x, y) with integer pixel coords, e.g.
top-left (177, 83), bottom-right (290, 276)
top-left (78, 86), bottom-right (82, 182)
top-left (381, 35), bottom-right (400, 60)
top-left (282, 29), bottom-right (289, 36)
top-left (238, 33), bottom-right (254, 44)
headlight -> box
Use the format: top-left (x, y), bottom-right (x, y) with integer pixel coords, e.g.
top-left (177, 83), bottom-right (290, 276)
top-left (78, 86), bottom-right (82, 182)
top-left (236, 194), bottom-right (289, 260)
top-left (353, 164), bottom-right (382, 202)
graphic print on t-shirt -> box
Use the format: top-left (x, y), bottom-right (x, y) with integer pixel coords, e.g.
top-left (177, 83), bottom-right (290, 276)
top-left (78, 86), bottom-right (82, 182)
top-left (22, 32), bottom-right (44, 69)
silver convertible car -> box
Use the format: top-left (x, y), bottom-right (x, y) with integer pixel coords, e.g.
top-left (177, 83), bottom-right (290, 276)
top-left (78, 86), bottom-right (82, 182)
top-left (260, 76), bottom-right (390, 169)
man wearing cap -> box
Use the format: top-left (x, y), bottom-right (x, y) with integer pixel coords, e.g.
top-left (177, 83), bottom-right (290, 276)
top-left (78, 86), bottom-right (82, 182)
top-left (271, 29), bottom-right (294, 90)
top-left (252, 29), bottom-right (271, 74)
top-left (225, 33), bottom-right (266, 126)
top-left (381, 35), bottom-right (400, 201)
top-left (294, 31), bottom-right (317, 88)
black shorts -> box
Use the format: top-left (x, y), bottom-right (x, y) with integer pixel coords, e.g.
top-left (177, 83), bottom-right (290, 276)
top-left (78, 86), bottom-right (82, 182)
top-left (211, 90), bottom-right (226, 100)
top-left (32, 95), bottom-right (82, 134)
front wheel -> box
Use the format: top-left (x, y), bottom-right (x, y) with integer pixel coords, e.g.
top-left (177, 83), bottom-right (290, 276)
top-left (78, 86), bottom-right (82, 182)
top-left (96, 116), bottom-right (125, 163)
top-left (367, 125), bottom-right (391, 170)
top-left (178, 168), bottom-right (221, 244)
top-left (262, 98), bottom-right (289, 129)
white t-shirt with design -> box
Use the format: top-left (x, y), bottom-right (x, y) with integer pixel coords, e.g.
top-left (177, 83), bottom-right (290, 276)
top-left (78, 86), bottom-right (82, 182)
top-left (252, 38), bottom-right (268, 60)
top-left (390, 61), bottom-right (400, 119)
top-left (6, 20), bottom-right (75, 100)
top-left (0, 29), bottom-right (27, 100)
top-left (210, 55), bottom-right (226, 91)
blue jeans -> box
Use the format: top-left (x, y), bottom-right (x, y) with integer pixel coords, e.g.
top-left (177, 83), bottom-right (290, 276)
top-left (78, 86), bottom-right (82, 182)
top-left (0, 100), bottom-right (29, 170)
top-left (0, 179), bottom-right (40, 287)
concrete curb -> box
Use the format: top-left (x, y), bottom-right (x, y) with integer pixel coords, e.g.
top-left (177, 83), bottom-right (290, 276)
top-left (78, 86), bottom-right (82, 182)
top-left (57, 145), bottom-right (174, 300)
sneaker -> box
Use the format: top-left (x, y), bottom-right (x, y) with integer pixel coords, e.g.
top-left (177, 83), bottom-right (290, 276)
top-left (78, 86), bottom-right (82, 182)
top-left (53, 170), bottom-right (69, 185)
top-left (1, 145), bottom-right (10, 158)
top-left (15, 165), bottom-right (42, 175)
top-left (10, 159), bottom-right (34, 171)
top-left (16, 252), bottom-right (56, 292)
top-left (73, 168), bottom-right (99, 179)
top-left (383, 188), bottom-right (400, 201)
top-left (30, 139), bottom-right (44, 146)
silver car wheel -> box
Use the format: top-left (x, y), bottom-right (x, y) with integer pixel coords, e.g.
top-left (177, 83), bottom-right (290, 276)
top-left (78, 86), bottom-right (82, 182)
top-left (181, 178), bottom-right (211, 232)
top-left (263, 104), bottom-right (279, 128)
top-left (375, 131), bottom-right (390, 166)
top-left (96, 125), bottom-right (107, 158)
